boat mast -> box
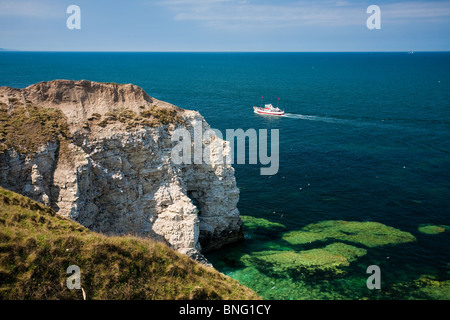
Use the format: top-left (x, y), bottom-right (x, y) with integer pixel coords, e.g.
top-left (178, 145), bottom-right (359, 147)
top-left (277, 97), bottom-right (280, 109)
top-left (260, 96), bottom-right (263, 108)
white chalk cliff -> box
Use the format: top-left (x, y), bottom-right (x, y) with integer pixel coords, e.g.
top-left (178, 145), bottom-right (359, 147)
top-left (0, 80), bottom-right (244, 259)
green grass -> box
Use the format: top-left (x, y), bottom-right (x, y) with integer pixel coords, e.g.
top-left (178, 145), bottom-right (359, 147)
top-left (0, 186), bottom-right (259, 300)
top-left (0, 104), bottom-right (72, 163)
top-left (96, 105), bottom-right (186, 129)
top-left (0, 102), bottom-right (186, 164)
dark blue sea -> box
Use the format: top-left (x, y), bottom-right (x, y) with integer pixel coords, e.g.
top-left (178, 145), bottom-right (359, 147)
top-left (1, 52), bottom-right (449, 299)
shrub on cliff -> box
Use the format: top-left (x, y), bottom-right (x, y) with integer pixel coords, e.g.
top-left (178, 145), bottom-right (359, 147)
top-left (140, 105), bottom-right (185, 126)
top-left (95, 105), bottom-right (185, 128)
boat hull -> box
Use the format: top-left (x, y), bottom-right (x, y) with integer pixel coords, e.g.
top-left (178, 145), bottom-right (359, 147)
top-left (253, 107), bottom-right (285, 116)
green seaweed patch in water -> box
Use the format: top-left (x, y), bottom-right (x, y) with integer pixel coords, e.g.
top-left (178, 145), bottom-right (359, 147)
top-left (228, 266), bottom-right (354, 300)
top-left (418, 224), bottom-right (450, 235)
top-left (255, 249), bottom-right (348, 276)
top-left (241, 215), bottom-right (286, 231)
top-left (321, 242), bottom-right (367, 262)
top-left (283, 220), bottom-right (416, 247)
top-left (250, 242), bottom-right (367, 277)
top-left (388, 276), bottom-right (450, 300)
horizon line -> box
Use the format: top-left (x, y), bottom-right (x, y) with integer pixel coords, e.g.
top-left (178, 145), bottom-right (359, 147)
top-left (1, 50), bottom-right (450, 53)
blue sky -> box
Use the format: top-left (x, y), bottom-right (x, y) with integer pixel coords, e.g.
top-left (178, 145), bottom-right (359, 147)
top-left (0, 0), bottom-right (449, 51)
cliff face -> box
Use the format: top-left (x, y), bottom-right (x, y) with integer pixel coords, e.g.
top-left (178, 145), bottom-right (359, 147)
top-left (0, 80), bottom-right (243, 257)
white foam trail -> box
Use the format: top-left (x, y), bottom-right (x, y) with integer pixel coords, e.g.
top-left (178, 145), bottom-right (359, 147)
top-left (283, 113), bottom-right (351, 124)
top-left (282, 113), bottom-right (412, 130)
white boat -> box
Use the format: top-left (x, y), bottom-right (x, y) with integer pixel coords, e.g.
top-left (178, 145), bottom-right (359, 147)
top-left (253, 103), bottom-right (285, 116)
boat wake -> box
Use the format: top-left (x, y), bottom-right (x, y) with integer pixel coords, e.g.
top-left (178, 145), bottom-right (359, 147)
top-left (282, 113), bottom-right (450, 141)
top-left (282, 113), bottom-right (352, 125)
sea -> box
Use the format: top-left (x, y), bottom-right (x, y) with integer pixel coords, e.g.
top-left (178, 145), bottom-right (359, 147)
top-left (1, 52), bottom-right (449, 299)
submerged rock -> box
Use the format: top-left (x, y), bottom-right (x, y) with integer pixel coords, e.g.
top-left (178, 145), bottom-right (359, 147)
top-left (321, 242), bottom-right (367, 262)
top-left (282, 220), bottom-right (416, 247)
top-left (257, 249), bottom-right (349, 274)
top-left (418, 224), bottom-right (449, 235)
top-left (389, 276), bottom-right (450, 300)
top-left (251, 242), bottom-right (367, 276)
top-left (240, 220), bottom-right (414, 278)
top-left (241, 215), bottom-right (286, 231)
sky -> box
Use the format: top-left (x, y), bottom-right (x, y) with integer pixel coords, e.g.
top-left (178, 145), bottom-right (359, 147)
top-left (0, 0), bottom-right (449, 51)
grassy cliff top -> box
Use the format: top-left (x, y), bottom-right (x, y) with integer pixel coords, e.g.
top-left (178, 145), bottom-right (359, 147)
top-left (0, 80), bottom-right (188, 133)
top-left (0, 187), bottom-right (259, 300)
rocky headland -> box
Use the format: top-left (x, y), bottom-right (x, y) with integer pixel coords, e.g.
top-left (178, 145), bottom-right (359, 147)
top-left (0, 80), bottom-right (244, 261)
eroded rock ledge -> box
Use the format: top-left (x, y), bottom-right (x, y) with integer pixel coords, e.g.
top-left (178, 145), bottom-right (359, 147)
top-left (0, 80), bottom-right (244, 259)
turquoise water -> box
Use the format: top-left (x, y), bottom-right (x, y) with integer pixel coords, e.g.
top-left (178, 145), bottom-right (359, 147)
top-left (1, 52), bottom-right (449, 299)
